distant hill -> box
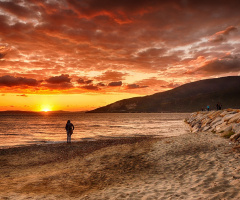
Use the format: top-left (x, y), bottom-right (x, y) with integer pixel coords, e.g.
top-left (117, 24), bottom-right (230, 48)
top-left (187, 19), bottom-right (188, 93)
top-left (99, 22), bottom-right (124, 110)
top-left (0, 110), bottom-right (82, 114)
top-left (87, 76), bottom-right (240, 113)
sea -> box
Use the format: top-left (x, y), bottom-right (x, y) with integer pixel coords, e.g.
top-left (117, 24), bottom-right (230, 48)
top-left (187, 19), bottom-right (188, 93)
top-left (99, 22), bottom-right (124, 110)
top-left (0, 112), bottom-right (190, 149)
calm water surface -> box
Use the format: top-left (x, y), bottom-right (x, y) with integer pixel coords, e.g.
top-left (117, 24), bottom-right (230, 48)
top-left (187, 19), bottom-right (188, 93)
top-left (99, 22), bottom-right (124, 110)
top-left (0, 112), bottom-right (190, 148)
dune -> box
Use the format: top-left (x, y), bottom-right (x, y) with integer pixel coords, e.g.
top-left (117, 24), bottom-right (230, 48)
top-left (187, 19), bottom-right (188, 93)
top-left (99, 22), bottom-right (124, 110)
top-left (0, 133), bottom-right (240, 199)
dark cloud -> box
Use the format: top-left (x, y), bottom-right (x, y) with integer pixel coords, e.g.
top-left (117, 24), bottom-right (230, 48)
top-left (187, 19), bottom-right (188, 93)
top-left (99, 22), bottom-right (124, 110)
top-left (95, 71), bottom-right (128, 81)
top-left (45, 74), bottom-right (71, 84)
top-left (77, 78), bottom-right (85, 84)
top-left (76, 77), bottom-right (100, 90)
top-left (136, 78), bottom-right (169, 87)
top-left (221, 26), bottom-right (238, 35)
top-left (80, 84), bottom-right (99, 91)
top-left (77, 78), bottom-right (93, 85)
top-left (209, 26), bottom-right (238, 43)
top-left (162, 83), bottom-right (181, 89)
top-left (0, 46), bottom-right (9, 59)
top-left (43, 74), bottom-right (73, 90)
top-left (85, 80), bottom-right (93, 84)
top-left (126, 84), bottom-right (148, 89)
top-left (0, 75), bottom-right (40, 87)
top-left (108, 81), bottom-right (122, 87)
top-left (97, 82), bottom-right (106, 87)
top-left (66, 0), bottom-right (240, 27)
top-left (17, 94), bottom-right (28, 97)
top-left (43, 82), bottom-right (73, 90)
top-left (125, 78), bottom-right (175, 94)
top-left (0, 52), bottom-right (7, 59)
top-left (77, 78), bottom-right (104, 90)
top-left (0, 1), bottom-right (36, 19)
top-left (66, 0), bottom-right (160, 23)
top-left (194, 56), bottom-right (240, 75)
top-left (137, 48), bottom-right (167, 58)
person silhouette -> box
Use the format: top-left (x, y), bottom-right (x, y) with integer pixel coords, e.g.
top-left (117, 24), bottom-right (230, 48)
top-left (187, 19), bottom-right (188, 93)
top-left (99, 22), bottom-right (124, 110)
top-left (65, 120), bottom-right (74, 143)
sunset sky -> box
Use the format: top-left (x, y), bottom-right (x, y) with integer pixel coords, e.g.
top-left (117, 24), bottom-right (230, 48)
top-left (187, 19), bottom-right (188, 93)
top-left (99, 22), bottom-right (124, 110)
top-left (0, 0), bottom-right (240, 111)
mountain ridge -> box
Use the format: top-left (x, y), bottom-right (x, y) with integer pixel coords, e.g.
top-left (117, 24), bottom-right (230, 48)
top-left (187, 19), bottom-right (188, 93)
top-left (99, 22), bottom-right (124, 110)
top-left (87, 76), bottom-right (240, 113)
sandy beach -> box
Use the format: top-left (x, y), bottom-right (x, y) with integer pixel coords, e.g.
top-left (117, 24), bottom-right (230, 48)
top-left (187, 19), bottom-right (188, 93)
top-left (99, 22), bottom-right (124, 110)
top-left (0, 133), bottom-right (240, 200)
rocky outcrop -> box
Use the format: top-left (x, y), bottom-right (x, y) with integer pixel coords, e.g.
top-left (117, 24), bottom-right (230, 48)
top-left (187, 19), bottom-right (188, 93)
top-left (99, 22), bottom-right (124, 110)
top-left (186, 109), bottom-right (240, 142)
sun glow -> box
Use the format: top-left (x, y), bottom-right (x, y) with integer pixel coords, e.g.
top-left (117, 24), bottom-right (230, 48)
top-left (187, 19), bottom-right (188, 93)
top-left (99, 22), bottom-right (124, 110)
top-left (41, 105), bottom-right (52, 112)
top-left (42, 108), bottom-right (50, 112)
top-left (0, 93), bottom-right (140, 112)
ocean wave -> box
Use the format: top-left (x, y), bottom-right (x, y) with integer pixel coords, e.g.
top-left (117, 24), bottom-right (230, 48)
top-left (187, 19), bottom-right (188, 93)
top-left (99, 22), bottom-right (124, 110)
top-left (0, 133), bottom-right (18, 136)
top-left (88, 125), bottom-right (101, 127)
top-left (108, 125), bottom-right (123, 128)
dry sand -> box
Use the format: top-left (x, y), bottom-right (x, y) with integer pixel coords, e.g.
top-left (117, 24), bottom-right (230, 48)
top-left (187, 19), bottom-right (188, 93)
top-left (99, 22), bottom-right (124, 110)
top-left (0, 133), bottom-right (240, 200)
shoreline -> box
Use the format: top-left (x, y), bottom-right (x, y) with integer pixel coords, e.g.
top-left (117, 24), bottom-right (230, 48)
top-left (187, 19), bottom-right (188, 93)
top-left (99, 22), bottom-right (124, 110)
top-left (1, 133), bottom-right (240, 199)
top-left (0, 112), bottom-right (189, 149)
top-left (0, 135), bottom-right (162, 150)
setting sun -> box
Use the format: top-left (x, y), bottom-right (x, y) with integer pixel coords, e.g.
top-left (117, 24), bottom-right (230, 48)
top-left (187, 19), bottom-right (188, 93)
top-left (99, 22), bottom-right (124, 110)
top-left (42, 108), bottom-right (50, 112)
top-left (41, 105), bottom-right (52, 112)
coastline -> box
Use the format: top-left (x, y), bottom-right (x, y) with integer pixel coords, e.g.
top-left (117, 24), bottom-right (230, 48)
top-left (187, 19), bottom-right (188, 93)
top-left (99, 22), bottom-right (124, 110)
top-left (1, 132), bottom-right (240, 199)
top-left (186, 109), bottom-right (240, 140)
top-left (0, 112), bottom-right (189, 149)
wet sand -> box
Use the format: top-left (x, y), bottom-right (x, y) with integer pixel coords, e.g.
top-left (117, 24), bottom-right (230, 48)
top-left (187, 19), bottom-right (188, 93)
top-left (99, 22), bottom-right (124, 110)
top-left (0, 133), bottom-right (240, 199)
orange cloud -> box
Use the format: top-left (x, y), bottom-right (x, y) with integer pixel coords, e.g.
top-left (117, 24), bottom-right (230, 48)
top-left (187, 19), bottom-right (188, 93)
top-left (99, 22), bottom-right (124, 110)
top-left (0, 0), bottom-right (240, 98)
top-left (209, 26), bottom-right (238, 43)
top-left (95, 70), bottom-right (128, 82)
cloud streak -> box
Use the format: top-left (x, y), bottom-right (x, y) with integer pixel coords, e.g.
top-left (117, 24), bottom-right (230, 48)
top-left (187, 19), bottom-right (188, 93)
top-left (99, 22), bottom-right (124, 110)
top-left (45, 74), bottom-right (71, 84)
top-left (209, 26), bottom-right (238, 43)
top-left (194, 56), bottom-right (240, 75)
top-left (0, 75), bottom-right (40, 87)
